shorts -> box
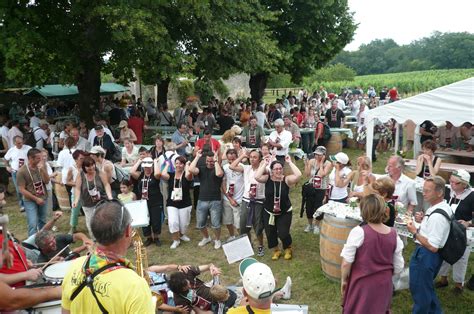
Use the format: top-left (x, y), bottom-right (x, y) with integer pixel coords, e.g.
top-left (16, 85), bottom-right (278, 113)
top-left (222, 199), bottom-right (241, 228)
top-left (196, 200), bottom-right (223, 229)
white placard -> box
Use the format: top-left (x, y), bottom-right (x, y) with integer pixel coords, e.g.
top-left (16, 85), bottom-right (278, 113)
top-left (270, 304), bottom-right (308, 314)
top-left (222, 235), bottom-right (254, 264)
top-left (124, 200), bottom-right (150, 228)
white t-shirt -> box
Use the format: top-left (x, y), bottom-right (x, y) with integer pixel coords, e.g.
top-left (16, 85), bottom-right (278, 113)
top-left (0, 126), bottom-right (9, 148)
top-left (341, 225), bottom-right (404, 274)
top-left (45, 163), bottom-right (53, 191)
top-left (268, 130), bottom-right (292, 156)
top-left (57, 148), bottom-right (76, 184)
top-left (357, 110), bottom-right (368, 130)
top-left (390, 174), bottom-right (418, 208)
top-left (351, 99), bottom-right (360, 116)
top-left (329, 167), bottom-right (352, 200)
top-left (223, 163), bottom-right (245, 203)
top-left (337, 99), bottom-right (345, 111)
top-left (33, 128), bottom-right (49, 149)
top-left (418, 200), bottom-right (452, 248)
top-left (242, 165), bottom-right (265, 201)
top-left (121, 146), bottom-right (140, 164)
top-left (254, 111), bottom-right (267, 128)
top-left (29, 116), bottom-right (40, 129)
top-left (7, 126), bottom-right (23, 148)
top-left (4, 145), bottom-right (32, 171)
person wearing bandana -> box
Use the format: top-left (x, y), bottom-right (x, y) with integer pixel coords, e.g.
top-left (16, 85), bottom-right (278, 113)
top-left (255, 156), bottom-right (302, 261)
top-left (436, 169), bottom-right (474, 293)
top-left (324, 100), bottom-right (345, 128)
top-left (130, 157), bottom-right (163, 247)
top-left (16, 148), bottom-right (51, 236)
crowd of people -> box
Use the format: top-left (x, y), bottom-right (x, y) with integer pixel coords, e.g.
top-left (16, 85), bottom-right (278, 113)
top-left (0, 86), bottom-right (473, 313)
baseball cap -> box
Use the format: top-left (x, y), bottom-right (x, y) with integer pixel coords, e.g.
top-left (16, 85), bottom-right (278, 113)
top-left (239, 258), bottom-right (277, 300)
top-left (141, 157), bottom-right (154, 168)
top-left (452, 169), bottom-right (471, 187)
top-left (314, 146), bottom-right (327, 156)
top-left (329, 152), bottom-right (349, 165)
top-left (90, 146), bottom-right (106, 155)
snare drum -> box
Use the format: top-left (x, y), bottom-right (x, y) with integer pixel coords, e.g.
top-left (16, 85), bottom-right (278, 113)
top-left (29, 300), bottom-right (62, 314)
top-left (43, 260), bottom-right (75, 285)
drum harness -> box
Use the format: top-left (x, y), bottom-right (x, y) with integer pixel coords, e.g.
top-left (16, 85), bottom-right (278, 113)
top-left (70, 254), bottom-right (127, 314)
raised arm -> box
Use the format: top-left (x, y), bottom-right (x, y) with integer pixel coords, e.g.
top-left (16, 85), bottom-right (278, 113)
top-left (188, 150), bottom-right (202, 176)
top-left (214, 155), bottom-right (224, 178)
top-left (254, 160), bottom-right (270, 183)
top-left (284, 156), bottom-right (302, 187)
top-left (229, 150), bottom-right (246, 172)
top-left (129, 158), bottom-right (143, 180)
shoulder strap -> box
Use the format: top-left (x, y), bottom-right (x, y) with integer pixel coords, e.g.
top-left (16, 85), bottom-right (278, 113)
top-left (427, 208), bottom-right (451, 221)
top-left (245, 305), bottom-right (255, 314)
top-left (70, 256), bottom-right (127, 314)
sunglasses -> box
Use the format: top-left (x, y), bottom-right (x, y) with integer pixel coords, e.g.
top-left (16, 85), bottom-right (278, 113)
top-left (96, 199), bottom-right (125, 226)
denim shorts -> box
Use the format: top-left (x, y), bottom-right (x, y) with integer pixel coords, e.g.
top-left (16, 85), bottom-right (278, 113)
top-left (196, 200), bottom-right (223, 229)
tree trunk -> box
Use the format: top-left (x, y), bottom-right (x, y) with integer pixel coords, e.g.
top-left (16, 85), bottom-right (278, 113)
top-left (77, 55), bottom-right (101, 127)
top-left (249, 72), bottom-right (269, 102)
top-left (157, 78), bottom-right (170, 106)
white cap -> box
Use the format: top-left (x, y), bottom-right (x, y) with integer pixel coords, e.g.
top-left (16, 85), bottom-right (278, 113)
top-left (90, 146), bottom-right (106, 155)
top-left (141, 157), bottom-right (154, 168)
top-left (330, 152), bottom-right (349, 165)
top-left (239, 258), bottom-right (277, 300)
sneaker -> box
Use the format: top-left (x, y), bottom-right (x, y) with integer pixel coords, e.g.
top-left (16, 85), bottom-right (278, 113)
top-left (272, 249), bottom-right (282, 260)
top-left (227, 236), bottom-right (236, 241)
top-left (180, 235), bottom-right (191, 242)
top-left (284, 248), bottom-right (292, 260)
top-left (434, 281), bottom-right (449, 289)
top-left (144, 238), bottom-right (153, 247)
top-left (155, 238), bottom-right (162, 247)
top-left (198, 237), bottom-right (212, 247)
top-left (280, 276), bottom-right (292, 300)
top-left (257, 246), bottom-right (265, 257)
top-left (304, 224), bottom-right (313, 233)
top-left (313, 226), bottom-right (320, 235)
top-left (170, 240), bottom-right (180, 249)
top-left (214, 240), bottom-right (222, 249)
top-left (20, 207), bottom-right (25, 213)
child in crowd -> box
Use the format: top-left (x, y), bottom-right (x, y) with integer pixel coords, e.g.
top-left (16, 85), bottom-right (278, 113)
top-left (117, 179), bottom-right (136, 204)
top-left (210, 284), bottom-right (231, 314)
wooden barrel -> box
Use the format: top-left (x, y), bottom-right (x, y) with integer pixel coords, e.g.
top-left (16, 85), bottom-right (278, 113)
top-left (54, 173), bottom-right (71, 211)
top-left (320, 215), bottom-right (359, 281)
top-left (326, 133), bottom-right (342, 155)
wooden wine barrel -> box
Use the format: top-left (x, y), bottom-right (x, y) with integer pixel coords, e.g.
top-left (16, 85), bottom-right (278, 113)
top-left (319, 215), bottom-right (359, 281)
top-left (54, 173), bottom-right (71, 211)
top-left (326, 133), bottom-right (342, 155)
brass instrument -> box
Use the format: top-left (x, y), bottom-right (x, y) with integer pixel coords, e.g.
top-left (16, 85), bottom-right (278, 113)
top-left (132, 229), bottom-right (164, 307)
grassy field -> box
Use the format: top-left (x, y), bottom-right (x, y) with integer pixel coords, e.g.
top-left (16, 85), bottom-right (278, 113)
top-left (3, 148), bottom-right (473, 313)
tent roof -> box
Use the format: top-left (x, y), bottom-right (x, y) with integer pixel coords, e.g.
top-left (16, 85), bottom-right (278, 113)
top-left (24, 83), bottom-right (129, 98)
top-left (366, 77), bottom-right (474, 127)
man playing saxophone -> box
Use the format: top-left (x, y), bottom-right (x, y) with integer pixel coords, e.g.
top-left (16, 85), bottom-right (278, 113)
top-left (61, 199), bottom-right (155, 313)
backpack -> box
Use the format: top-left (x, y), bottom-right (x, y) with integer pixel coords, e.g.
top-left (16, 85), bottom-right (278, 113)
top-left (317, 122), bottom-right (332, 144)
top-left (23, 128), bottom-right (41, 147)
top-left (428, 209), bottom-right (467, 265)
top-left (161, 153), bottom-right (176, 173)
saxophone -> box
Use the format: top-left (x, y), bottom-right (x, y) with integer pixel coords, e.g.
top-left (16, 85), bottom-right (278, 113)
top-left (132, 229), bottom-right (163, 307)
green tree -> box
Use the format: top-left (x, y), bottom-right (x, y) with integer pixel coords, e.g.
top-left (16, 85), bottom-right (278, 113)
top-left (137, 0), bottom-right (279, 104)
top-left (249, 0), bottom-right (357, 101)
top-left (1, 0), bottom-right (166, 124)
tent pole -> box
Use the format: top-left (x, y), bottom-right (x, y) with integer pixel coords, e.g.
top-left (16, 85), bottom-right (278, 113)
top-left (394, 123), bottom-right (400, 154)
top-left (366, 119), bottom-right (375, 162)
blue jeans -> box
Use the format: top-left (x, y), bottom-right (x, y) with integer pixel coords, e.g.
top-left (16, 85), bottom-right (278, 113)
top-left (24, 199), bottom-right (48, 236)
top-left (301, 132), bottom-right (314, 154)
top-left (196, 200), bottom-right (222, 229)
top-left (409, 245), bottom-right (443, 314)
top-left (12, 172), bottom-right (24, 208)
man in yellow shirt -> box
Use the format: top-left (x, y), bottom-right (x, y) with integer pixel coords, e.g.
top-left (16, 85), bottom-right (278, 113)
top-left (228, 258), bottom-right (276, 314)
top-left (61, 199), bottom-right (154, 313)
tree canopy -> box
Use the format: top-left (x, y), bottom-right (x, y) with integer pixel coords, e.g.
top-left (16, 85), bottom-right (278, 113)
top-left (331, 32), bottom-right (474, 75)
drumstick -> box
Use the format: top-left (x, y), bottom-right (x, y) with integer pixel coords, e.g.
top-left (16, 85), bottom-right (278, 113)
top-left (41, 244), bottom-right (70, 271)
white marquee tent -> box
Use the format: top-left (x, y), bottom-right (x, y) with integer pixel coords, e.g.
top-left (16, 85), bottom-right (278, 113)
top-left (365, 77), bottom-right (474, 159)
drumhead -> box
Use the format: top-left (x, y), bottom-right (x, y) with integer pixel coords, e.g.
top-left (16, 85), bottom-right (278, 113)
top-left (44, 260), bottom-right (75, 280)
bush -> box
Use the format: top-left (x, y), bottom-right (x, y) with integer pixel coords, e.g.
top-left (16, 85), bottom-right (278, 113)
top-left (194, 80), bottom-right (214, 105)
top-left (212, 79), bottom-right (230, 100)
top-left (304, 63), bottom-right (356, 86)
top-left (176, 79), bottom-right (195, 102)
top-left (267, 73), bottom-right (297, 88)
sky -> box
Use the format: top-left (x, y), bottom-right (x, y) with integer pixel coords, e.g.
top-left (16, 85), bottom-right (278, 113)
top-left (345, 0), bottom-right (474, 51)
